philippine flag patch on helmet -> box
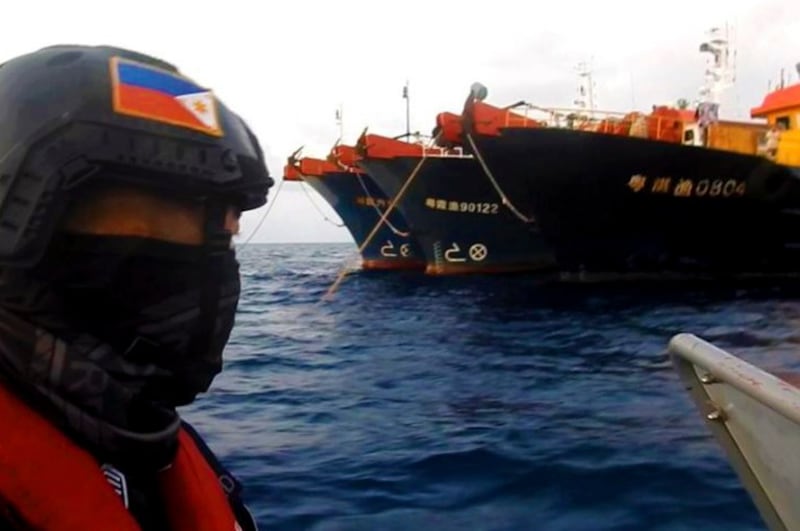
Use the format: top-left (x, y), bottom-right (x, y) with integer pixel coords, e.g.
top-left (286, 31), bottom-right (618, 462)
top-left (110, 56), bottom-right (223, 137)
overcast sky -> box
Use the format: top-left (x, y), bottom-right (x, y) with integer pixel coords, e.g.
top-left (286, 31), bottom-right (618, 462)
top-left (5, 0), bottom-right (799, 244)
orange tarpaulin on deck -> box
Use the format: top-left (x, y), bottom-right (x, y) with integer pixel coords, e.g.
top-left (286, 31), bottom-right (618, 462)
top-left (283, 157), bottom-right (340, 180)
top-left (329, 144), bottom-right (361, 169)
top-left (469, 101), bottom-right (545, 137)
top-left (357, 133), bottom-right (451, 159)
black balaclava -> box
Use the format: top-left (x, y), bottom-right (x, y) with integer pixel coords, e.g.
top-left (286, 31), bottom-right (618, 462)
top-left (0, 199), bottom-right (240, 473)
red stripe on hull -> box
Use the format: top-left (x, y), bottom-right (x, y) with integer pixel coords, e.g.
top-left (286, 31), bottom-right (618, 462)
top-left (362, 259), bottom-right (426, 271)
top-left (424, 262), bottom-right (554, 275)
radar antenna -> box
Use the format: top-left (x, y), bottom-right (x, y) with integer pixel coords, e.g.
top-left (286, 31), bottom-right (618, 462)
top-left (574, 60), bottom-right (596, 117)
top-left (335, 104), bottom-right (344, 142)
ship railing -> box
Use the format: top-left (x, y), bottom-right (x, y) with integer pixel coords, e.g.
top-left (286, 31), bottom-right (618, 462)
top-left (669, 333), bottom-right (800, 531)
top-left (408, 147), bottom-right (475, 159)
top-left (503, 102), bottom-right (692, 143)
top-left (424, 145), bottom-right (473, 159)
top-left (392, 131), bottom-right (437, 144)
top-left (395, 132), bottom-right (475, 159)
top-left (501, 102), bottom-right (629, 125)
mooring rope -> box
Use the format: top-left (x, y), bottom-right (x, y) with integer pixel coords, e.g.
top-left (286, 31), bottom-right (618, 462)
top-left (353, 172), bottom-right (410, 237)
top-left (465, 132), bottom-right (535, 224)
top-left (298, 180), bottom-right (345, 228)
top-left (321, 150), bottom-right (431, 302)
top-left (238, 176), bottom-right (286, 246)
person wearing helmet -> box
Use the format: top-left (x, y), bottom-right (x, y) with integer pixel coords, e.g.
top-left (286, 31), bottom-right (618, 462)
top-left (0, 45), bottom-right (273, 530)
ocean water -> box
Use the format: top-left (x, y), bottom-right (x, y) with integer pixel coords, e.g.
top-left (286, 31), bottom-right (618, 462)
top-left (181, 243), bottom-right (800, 530)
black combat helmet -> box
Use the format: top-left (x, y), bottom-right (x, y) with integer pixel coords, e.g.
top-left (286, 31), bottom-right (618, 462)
top-left (0, 44), bottom-right (274, 266)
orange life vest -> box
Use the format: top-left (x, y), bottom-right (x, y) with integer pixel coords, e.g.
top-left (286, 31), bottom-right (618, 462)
top-left (0, 383), bottom-right (253, 530)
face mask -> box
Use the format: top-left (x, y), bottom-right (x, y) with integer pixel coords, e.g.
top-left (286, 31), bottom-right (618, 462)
top-left (30, 233), bottom-right (241, 406)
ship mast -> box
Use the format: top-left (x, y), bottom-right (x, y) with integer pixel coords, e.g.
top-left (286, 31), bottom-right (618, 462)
top-left (335, 104), bottom-right (344, 141)
top-left (574, 60), bottom-right (596, 118)
top-left (402, 80), bottom-right (410, 139)
top-left (697, 25), bottom-right (736, 106)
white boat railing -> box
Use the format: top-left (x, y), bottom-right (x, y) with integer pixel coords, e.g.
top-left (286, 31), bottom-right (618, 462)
top-left (669, 333), bottom-right (800, 531)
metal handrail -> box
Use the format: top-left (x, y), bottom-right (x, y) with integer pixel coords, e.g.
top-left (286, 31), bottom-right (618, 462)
top-left (669, 333), bottom-right (799, 531)
top-left (669, 333), bottom-right (800, 425)
top-left (495, 102), bottom-right (692, 143)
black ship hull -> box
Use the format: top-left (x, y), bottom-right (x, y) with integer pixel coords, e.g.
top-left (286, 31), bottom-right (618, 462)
top-left (469, 127), bottom-right (800, 279)
top-left (302, 172), bottom-right (425, 270)
top-left (358, 156), bottom-right (556, 274)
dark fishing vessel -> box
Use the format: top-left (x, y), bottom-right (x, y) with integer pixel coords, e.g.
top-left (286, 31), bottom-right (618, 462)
top-left (353, 131), bottom-right (556, 275)
top-left (455, 32), bottom-right (800, 280)
top-left (283, 147), bottom-right (425, 270)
